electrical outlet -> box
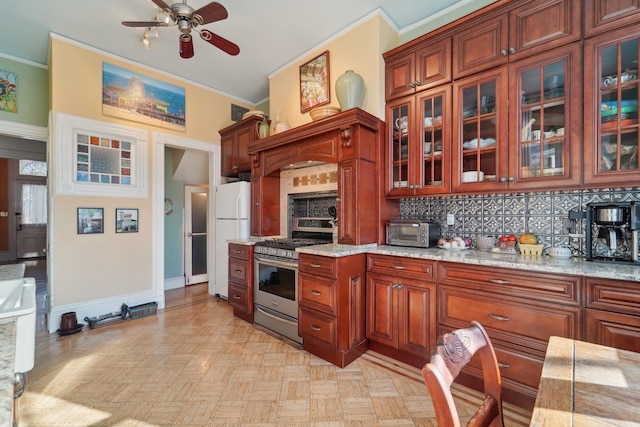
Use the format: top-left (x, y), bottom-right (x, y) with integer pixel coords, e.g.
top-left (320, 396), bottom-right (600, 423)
top-left (446, 213), bottom-right (455, 225)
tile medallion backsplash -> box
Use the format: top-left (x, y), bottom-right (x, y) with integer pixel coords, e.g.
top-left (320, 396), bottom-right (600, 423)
top-left (400, 187), bottom-right (640, 256)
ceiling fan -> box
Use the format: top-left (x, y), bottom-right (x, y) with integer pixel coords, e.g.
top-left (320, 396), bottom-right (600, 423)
top-left (122, 0), bottom-right (239, 59)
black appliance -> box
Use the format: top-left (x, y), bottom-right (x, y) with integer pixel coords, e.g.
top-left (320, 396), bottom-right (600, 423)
top-left (586, 202), bottom-right (640, 263)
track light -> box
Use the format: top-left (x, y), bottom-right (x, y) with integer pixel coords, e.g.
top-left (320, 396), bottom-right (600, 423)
top-left (142, 32), bottom-right (151, 49)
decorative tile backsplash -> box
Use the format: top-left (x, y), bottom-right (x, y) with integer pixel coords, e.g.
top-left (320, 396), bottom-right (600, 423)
top-left (400, 187), bottom-right (640, 255)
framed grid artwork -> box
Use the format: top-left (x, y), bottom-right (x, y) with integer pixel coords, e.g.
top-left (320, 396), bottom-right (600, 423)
top-left (55, 113), bottom-right (149, 198)
top-left (76, 133), bottom-right (133, 185)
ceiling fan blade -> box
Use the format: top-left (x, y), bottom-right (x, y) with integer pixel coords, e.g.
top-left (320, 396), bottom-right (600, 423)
top-left (180, 34), bottom-right (195, 59)
top-left (150, 0), bottom-right (173, 13)
top-left (200, 29), bottom-right (239, 56)
top-left (192, 2), bottom-right (228, 25)
top-left (122, 21), bottom-right (171, 27)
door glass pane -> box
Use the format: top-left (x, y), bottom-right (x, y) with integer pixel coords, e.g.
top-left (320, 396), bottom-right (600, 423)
top-left (191, 235), bottom-right (207, 275)
top-left (461, 81), bottom-right (497, 182)
top-left (422, 95), bottom-right (443, 186)
top-left (191, 192), bottom-right (207, 233)
top-left (391, 104), bottom-right (410, 188)
top-left (22, 184), bottom-right (47, 226)
top-left (520, 58), bottom-right (567, 178)
top-left (598, 39), bottom-right (639, 173)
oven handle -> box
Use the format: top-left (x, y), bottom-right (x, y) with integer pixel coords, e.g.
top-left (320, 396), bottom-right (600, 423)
top-left (255, 256), bottom-right (298, 269)
top-left (255, 306), bottom-right (298, 327)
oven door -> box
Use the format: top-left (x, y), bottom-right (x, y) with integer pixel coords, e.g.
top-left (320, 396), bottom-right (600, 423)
top-left (254, 254), bottom-right (298, 319)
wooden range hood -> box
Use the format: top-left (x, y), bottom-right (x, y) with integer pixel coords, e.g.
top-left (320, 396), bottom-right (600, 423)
top-left (247, 108), bottom-right (398, 245)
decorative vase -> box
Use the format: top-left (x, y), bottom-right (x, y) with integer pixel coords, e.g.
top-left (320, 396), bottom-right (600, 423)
top-left (257, 117), bottom-right (270, 139)
top-left (335, 70), bottom-right (364, 111)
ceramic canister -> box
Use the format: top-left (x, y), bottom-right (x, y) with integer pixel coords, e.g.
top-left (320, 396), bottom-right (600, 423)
top-left (60, 312), bottom-right (78, 331)
top-left (335, 70), bottom-right (364, 111)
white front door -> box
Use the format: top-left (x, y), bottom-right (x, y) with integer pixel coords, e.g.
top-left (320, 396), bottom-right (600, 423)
top-left (184, 185), bottom-right (208, 285)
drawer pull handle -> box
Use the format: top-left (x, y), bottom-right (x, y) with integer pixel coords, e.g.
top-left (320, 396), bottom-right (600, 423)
top-left (310, 290), bottom-right (321, 296)
top-left (498, 362), bottom-right (511, 369)
top-left (234, 270), bottom-right (242, 274)
top-left (488, 313), bottom-right (510, 322)
top-left (392, 265), bottom-right (406, 270)
top-left (310, 325), bottom-right (321, 331)
top-left (232, 294), bottom-right (241, 300)
top-left (488, 278), bottom-right (510, 285)
top-left (309, 263), bottom-right (322, 268)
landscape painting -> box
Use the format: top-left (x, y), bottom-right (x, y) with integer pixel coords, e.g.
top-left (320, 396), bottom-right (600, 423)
top-left (102, 62), bottom-right (185, 131)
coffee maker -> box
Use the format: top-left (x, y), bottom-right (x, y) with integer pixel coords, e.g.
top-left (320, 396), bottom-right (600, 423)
top-left (586, 202), bottom-right (640, 263)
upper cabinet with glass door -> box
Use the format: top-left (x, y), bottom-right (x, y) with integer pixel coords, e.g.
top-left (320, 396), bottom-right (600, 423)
top-left (510, 43), bottom-right (582, 189)
top-left (452, 68), bottom-right (507, 191)
top-left (585, 26), bottom-right (640, 185)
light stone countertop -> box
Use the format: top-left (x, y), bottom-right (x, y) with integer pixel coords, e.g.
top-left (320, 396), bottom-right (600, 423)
top-left (367, 245), bottom-right (640, 282)
top-left (0, 319), bottom-right (16, 427)
top-left (0, 263), bottom-right (25, 280)
top-left (228, 238), bottom-right (640, 282)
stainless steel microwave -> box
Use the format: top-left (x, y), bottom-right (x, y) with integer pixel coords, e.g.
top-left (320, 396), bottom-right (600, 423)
top-left (386, 220), bottom-right (441, 248)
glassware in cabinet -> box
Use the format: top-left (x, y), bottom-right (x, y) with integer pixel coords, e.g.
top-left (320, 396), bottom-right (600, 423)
top-left (457, 78), bottom-right (500, 186)
top-left (598, 39), bottom-right (639, 173)
top-left (418, 88), bottom-right (449, 192)
top-left (519, 59), bottom-right (567, 179)
top-left (389, 102), bottom-right (411, 191)
top-left (585, 28), bottom-right (640, 184)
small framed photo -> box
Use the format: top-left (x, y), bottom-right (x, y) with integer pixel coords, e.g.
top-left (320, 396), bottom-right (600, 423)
top-left (77, 208), bottom-right (104, 234)
top-left (116, 208), bottom-right (139, 233)
top-left (299, 51), bottom-right (330, 113)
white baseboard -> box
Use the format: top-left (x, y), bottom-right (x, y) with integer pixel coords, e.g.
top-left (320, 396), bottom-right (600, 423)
top-left (47, 289), bottom-right (165, 333)
top-left (164, 276), bottom-right (184, 291)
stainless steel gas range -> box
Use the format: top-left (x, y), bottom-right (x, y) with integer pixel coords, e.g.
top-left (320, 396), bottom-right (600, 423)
top-left (253, 217), bottom-right (333, 343)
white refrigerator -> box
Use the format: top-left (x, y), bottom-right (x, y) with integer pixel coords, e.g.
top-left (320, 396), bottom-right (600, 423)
top-left (214, 181), bottom-right (250, 298)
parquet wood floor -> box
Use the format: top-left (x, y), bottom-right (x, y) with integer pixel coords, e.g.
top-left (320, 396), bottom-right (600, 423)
top-left (19, 260), bottom-right (531, 426)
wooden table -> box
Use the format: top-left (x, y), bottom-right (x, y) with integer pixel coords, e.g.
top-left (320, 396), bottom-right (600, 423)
top-left (530, 336), bottom-right (640, 426)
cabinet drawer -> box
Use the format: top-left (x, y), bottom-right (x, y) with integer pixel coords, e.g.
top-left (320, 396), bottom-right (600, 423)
top-left (299, 253), bottom-right (337, 278)
top-left (464, 334), bottom-right (544, 390)
top-left (586, 277), bottom-right (640, 316)
top-left (299, 305), bottom-right (337, 349)
top-left (229, 243), bottom-right (250, 261)
top-left (586, 309), bottom-right (640, 353)
top-left (228, 258), bottom-right (249, 285)
top-left (299, 272), bottom-right (336, 315)
top-left (228, 283), bottom-right (249, 311)
top-left (439, 262), bottom-right (581, 306)
top-left (367, 254), bottom-right (436, 281)
top-left (439, 286), bottom-right (581, 348)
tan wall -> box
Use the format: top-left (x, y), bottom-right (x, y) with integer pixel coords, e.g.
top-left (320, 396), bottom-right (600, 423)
top-left (269, 13), bottom-right (398, 129)
top-left (49, 38), bottom-right (253, 306)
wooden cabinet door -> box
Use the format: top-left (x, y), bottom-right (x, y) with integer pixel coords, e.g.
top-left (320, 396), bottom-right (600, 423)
top-left (386, 97), bottom-right (415, 196)
top-left (385, 54), bottom-right (415, 101)
top-left (414, 86), bottom-right (451, 195)
top-left (586, 309), bottom-right (640, 353)
top-left (366, 273), bottom-right (397, 347)
top-left (508, 0), bottom-right (581, 60)
top-left (452, 67), bottom-right (509, 192)
top-left (220, 134), bottom-right (236, 177)
top-left (414, 38), bottom-right (452, 93)
top-left (584, 25), bottom-right (640, 186)
top-left (508, 43), bottom-right (583, 189)
top-left (397, 281), bottom-right (436, 357)
top-left (585, 0), bottom-right (640, 37)
top-left (236, 125), bottom-right (254, 173)
top-left (453, 13), bottom-right (509, 79)
top-left (250, 175), bottom-right (280, 237)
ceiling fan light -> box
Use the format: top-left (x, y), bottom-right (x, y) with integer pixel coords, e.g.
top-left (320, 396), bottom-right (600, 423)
top-left (142, 32), bottom-right (151, 49)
